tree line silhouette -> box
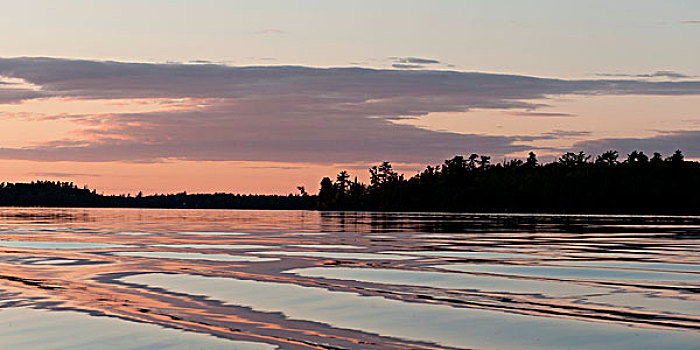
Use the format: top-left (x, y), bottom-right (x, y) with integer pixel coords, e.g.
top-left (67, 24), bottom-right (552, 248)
top-left (1, 149), bottom-right (698, 214)
top-left (0, 181), bottom-right (314, 209)
top-left (318, 150), bottom-right (700, 214)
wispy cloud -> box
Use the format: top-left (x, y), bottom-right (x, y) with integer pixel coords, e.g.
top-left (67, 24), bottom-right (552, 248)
top-left (681, 20), bottom-right (700, 24)
top-left (392, 57), bottom-right (441, 65)
top-left (390, 57), bottom-right (442, 70)
top-left (598, 70), bottom-right (694, 79)
top-left (0, 57), bottom-right (699, 163)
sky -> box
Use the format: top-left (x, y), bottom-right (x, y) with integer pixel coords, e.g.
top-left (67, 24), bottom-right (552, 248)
top-left (0, 0), bottom-right (699, 194)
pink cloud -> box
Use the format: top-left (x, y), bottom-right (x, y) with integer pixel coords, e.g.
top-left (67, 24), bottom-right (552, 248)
top-left (0, 57), bottom-right (699, 164)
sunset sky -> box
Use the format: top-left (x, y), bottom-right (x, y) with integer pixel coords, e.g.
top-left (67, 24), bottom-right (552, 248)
top-left (1, 0), bottom-right (699, 194)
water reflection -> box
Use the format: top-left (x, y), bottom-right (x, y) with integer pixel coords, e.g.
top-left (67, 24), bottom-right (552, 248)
top-left (112, 251), bottom-right (279, 262)
top-left (123, 273), bottom-right (700, 350)
top-left (252, 251), bottom-right (416, 260)
top-left (0, 240), bottom-right (130, 250)
top-left (0, 307), bottom-right (271, 350)
top-left (435, 263), bottom-right (700, 283)
top-left (287, 267), bottom-right (613, 297)
top-left (0, 208), bottom-right (697, 349)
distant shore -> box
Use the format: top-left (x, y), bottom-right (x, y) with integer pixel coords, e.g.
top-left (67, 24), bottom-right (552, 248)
top-left (2, 149), bottom-right (699, 214)
top-left (0, 181), bottom-right (315, 210)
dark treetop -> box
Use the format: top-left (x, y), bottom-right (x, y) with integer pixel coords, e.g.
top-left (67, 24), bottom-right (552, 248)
top-left (0, 181), bottom-right (315, 210)
top-left (318, 149), bottom-right (700, 214)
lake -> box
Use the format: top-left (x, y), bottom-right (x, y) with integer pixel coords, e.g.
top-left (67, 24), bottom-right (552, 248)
top-left (0, 208), bottom-right (698, 349)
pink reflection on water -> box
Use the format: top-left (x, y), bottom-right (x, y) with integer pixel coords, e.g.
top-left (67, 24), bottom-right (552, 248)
top-left (0, 208), bottom-right (697, 349)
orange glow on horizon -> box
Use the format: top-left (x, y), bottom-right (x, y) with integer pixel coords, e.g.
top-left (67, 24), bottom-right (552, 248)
top-left (0, 159), bottom-right (425, 196)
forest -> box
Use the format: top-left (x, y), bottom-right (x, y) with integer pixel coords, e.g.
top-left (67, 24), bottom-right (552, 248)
top-left (1, 149), bottom-right (699, 214)
top-left (318, 149), bottom-right (700, 214)
top-left (0, 181), bottom-right (315, 210)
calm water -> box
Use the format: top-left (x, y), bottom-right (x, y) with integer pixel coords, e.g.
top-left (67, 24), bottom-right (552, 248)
top-left (0, 209), bottom-right (698, 349)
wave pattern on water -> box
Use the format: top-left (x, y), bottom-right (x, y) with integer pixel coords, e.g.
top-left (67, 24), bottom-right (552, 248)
top-left (0, 208), bottom-right (698, 349)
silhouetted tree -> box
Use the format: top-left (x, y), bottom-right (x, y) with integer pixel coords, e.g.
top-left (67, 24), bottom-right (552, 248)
top-left (370, 161), bottom-right (398, 187)
top-left (318, 177), bottom-right (336, 209)
top-left (595, 150), bottom-right (619, 166)
top-left (477, 155), bottom-right (491, 169)
top-left (336, 171), bottom-right (350, 193)
top-left (468, 153), bottom-right (479, 168)
top-left (650, 152), bottom-right (663, 165)
top-left (559, 151), bottom-right (590, 167)
top-left (504, 158), bottom-right (523, 168)
top-left (668, 149), bottom-right (684, 164)
top-left (444, 156), bottom-right (468, 177)
top-left (525, 152), bottom-right (538, 167)
top-left (626, 150), bottom-right (649, 164)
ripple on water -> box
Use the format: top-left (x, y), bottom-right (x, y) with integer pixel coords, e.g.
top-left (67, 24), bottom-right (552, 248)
top-left (288, 244), bottom-right (363, 250)
top-left (122, 273), bottom-right (700, 350)
top-left (584, 292), bottom-right (700, 316)
top-left (0, 307), bottom-right (272, 350)
top-left (111, 251), bottom-right (279, 262)
top-left (1, 209), bottom-right (699, 349)
top-left (552, 260), bottom-right (700, 273)
top-left (177, 231), bottom-right (248, 236)
top-left (24, 258), bottom-right (83, 265)
top-left (110, 231), bottom-right (153, 236)
top-left (381, 250), bottom-right (545, 259)
top-left (287, 266), bottom-right (614, 297)
top-left (151, 244), bottom-right (270, 250)
top-left (251, 251), bottom-right (416, 260)
top-left (434, 264), bottom-right (700, 283)
top-left (0, 240), bottom-right (131, 250)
